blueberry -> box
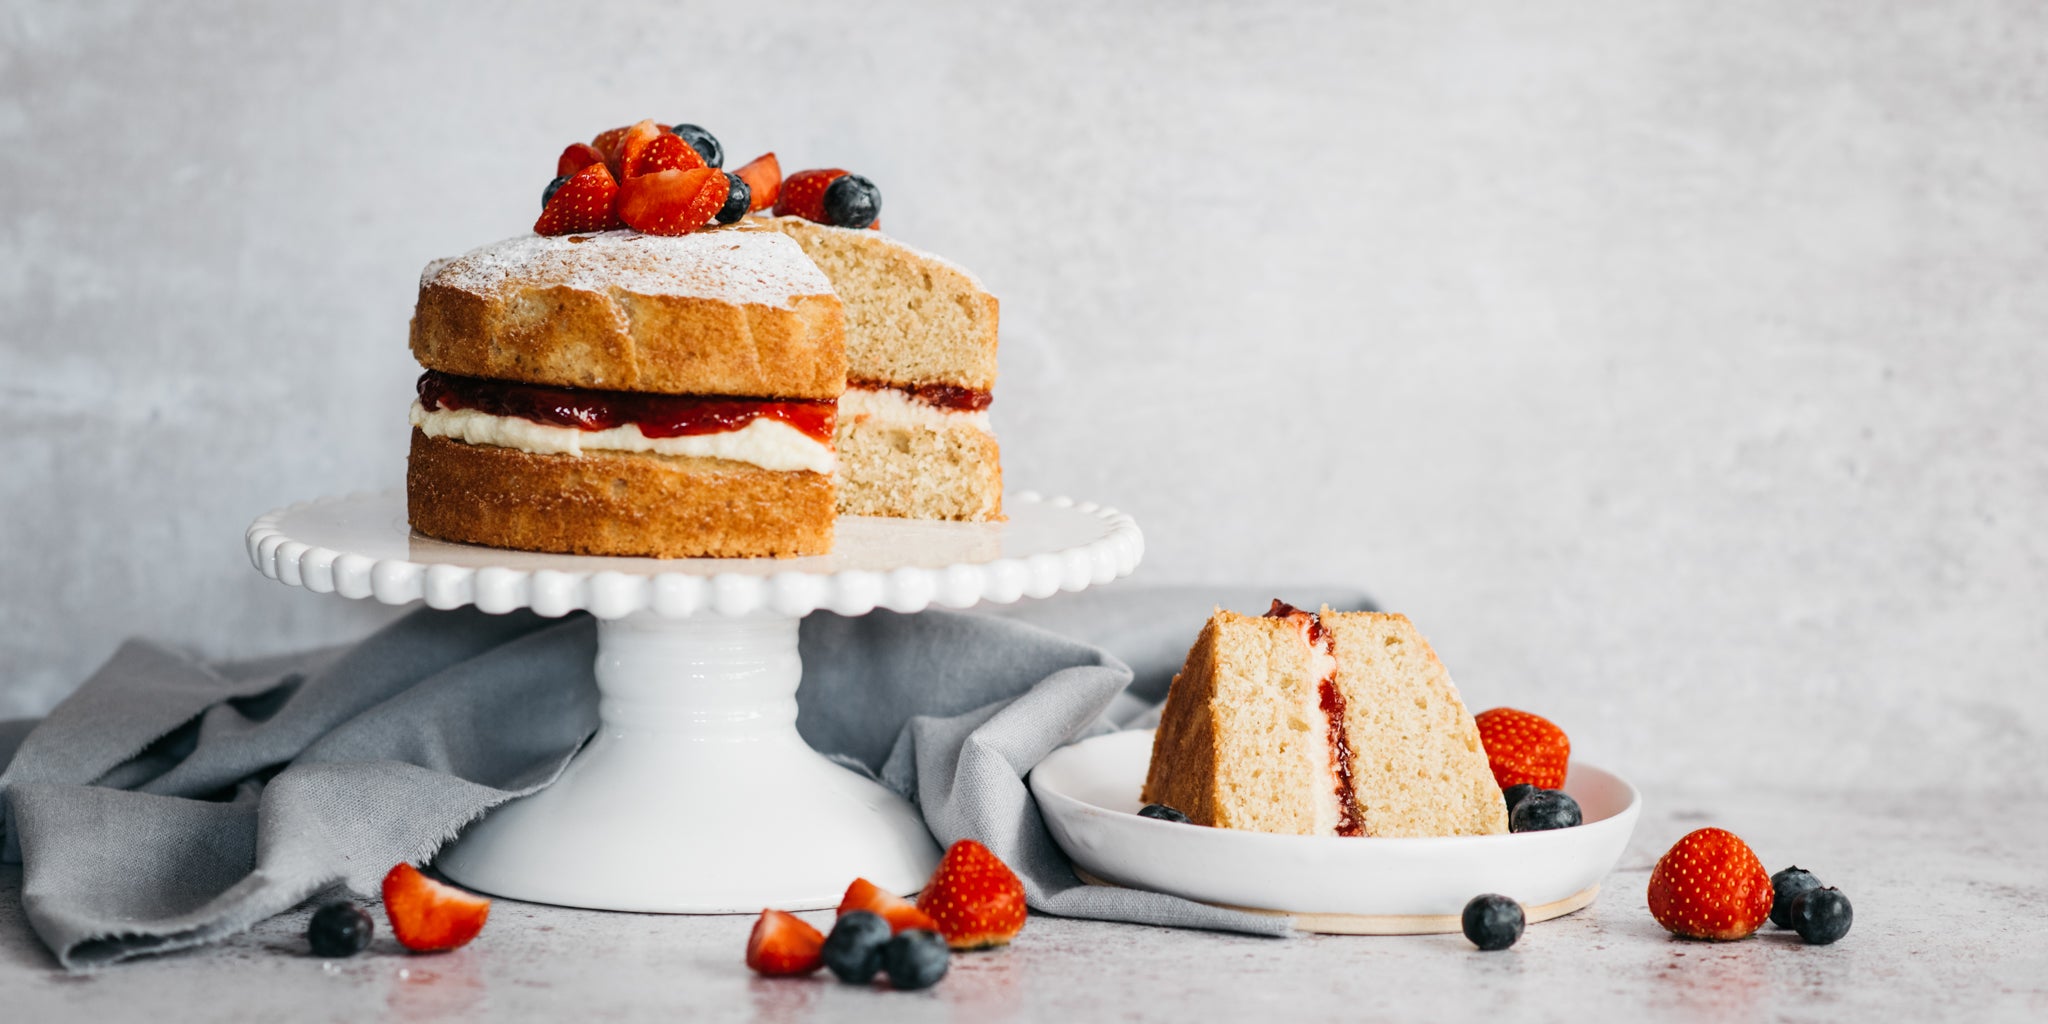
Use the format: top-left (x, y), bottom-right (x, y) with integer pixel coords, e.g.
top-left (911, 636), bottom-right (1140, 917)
top-left (1501, 783), bottom-right (1539, 816)
top-left (715, 172), bottom-right (751, 225)
top-left (307, 901), bottom-right (373, 958)
top-left (1138, 803), bottom-right (1190, 823)
top-left (822, 174), bottom-right (882, 229)
top-left (881, 929), bottom-right (950, 990)
top-left (668, 124), bottom-right (722, 168)
top-left (1508, 789), bottom-right (1582, 832)
top-left (1461, 894), bottom-right (1524, 951)
top-left (542, 174), bottom-right (571, 209)
top-left (1770, 866), bottom-right (1822, 929)
top-left (1791, 887), bottom-right (1852, 945)
top-left (822, 910), bottom-right (893, 984)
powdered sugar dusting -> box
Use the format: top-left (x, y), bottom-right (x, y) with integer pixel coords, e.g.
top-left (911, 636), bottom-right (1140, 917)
top-left (421, 226), bottom-right (835, 308)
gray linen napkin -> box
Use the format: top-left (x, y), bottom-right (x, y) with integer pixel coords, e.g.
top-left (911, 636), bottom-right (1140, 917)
top-left (0, 585), bottom-right (1371, 969)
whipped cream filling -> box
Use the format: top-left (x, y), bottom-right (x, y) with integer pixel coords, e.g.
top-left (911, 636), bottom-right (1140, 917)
top-left (410, 400), bottom-right (835, 474)
top-left (839, 386), bottom-right (994, 433)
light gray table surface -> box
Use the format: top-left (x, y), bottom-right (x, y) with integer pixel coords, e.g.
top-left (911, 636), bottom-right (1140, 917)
top-left (5, 789), bottom-right (2042, 1023)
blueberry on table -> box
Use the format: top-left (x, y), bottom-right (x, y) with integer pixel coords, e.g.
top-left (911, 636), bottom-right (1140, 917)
top-left (822, 173), bottom-right (882, 229)
top-left (1501, 783), bottom-right (1539, 816)
top-left (1461, 894), bottom-right (1524, 951)
top-left (715, 173), bottom-right (751, 225)
top-left (1770, 866), bottom-right (1822, 928)
top-left (1791, 887), bottom-right (1853, 945)
top-left (542, 174), bottom-right (571, 209)
top-left (307, 901), bottom-right (373, 957)
top-left (822, 910), bottom-right (893, 984)
top-left (668, 123), bottom-right (723, 168)
top-left (1508, 789), bottom-right (1582, 832)
top-left (1138, 803), bottom-right (1191, 823)
top-left (881, 929), bottom-right (950, 990)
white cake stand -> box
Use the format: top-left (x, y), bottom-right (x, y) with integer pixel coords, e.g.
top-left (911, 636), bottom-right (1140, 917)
top-left (246, 490), bottom-right (1141, 913)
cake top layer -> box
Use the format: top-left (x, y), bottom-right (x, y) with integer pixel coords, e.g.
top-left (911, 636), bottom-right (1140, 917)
top-left (422, 223), bottom-right (835, 310)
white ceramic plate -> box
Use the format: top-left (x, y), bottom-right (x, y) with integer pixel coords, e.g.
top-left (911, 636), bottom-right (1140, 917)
top-left (1032, 729), bottom-right (1640, 925)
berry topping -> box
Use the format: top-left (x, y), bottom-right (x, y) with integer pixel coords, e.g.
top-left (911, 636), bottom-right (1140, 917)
top-left (630, 131), bottom-right (707, 178)
top-left (668, 123), bottom-right (723, 168)
top-left (612, 119), bottom-right (665, 180)
top-left (1508, 789), bottom-right (1582, 832)
top-left (1138, 803), bottom-right (1191, 823)
top-left (774, 168), bottom-right (845, 223)
top-left (591, 125), bottom-right (632, 162)
top-left (1646, 827), bottom-right (1774, 941)
top-left (734, 151), bottom-right (781, 212)
top-left (821, 909), bottom-right (893, 984)
top-left (1461, 894), bottom-right (1525, 951)
top-left (534, 162), bottom-right (622, 236)
top-left (916, 839), bottom-right (1027, 950)
top-left (823, 173), bottom-right (882, 229)
top-left (715, 172), bottom-right (751, 225)
top-left (615, 167), bottom-right (728, 236)
top-left (556, 142), bottom-right (605, 178)
top-left (881, 930), bottom-right (950, 991)
top-left (744, 909), bottom-right (825, 976)
top-left (838, 877), bottom-right (940, 934)
top-left (306, 901), bottom-right (373, 958)
top-left (380, 863), bottom-right (490, 952)
top-left (1770, 866), bottom-right (1823, 928)
top-left (1474, 707), bottom-right (1571, 791)
top-left (1501, 783), bottom-right (1539, 817)
top-left (1790, 886), bottom-right (1853, 945)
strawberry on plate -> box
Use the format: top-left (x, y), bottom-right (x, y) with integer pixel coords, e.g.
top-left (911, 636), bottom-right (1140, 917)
top-left (745, 909), bottom-right (824, 975)
top-left (381, 863), bottom-right (490, 952)
top-left (630, 131), bottom-right (707, 178)
top-left (616, 167), bottom-right (727, 236)
top-left (916, 839), bottom-right (1026, 950)
top-left (838, 877), bottom-right (939, 934)
top-left (734, 152), bottom-right (782, 212)
top-left (557, 141), bottom-right (605, 177)
top-left (1647, 827), bottom-right (1774, 940)
top-left (1474, 707), bottom-right (1570, 791)
top-left (534, 161), bottom-right (622, 236)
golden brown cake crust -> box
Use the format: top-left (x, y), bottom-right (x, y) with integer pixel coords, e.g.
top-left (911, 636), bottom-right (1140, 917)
top-left (409, 226), bottom-right (847, 399)
top-left (406, 431), bottom-right (832, 558)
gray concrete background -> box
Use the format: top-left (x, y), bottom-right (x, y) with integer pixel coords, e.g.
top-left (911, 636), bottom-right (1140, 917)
top-left (3, 1), bottom-right (2044, 797)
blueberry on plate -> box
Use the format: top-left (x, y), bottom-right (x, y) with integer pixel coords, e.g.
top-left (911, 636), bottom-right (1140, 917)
top-left (881, 929), bottom-right (950, 990)
top-left (1770, 866), bottom-right (1822, 928)
top-left (1461, 893), bottom-right (1524, 951)
top-left (715, 172), bottom-right (751, 225)
top-left (822, 910), bottom-right (893, 983)
top-left (822, 173), bottom-right (882, 229)
top-left (1509, 789), bottom-right (1582, 832)
top-left (1501, 783), bottom-right (1539, 817)
top-left (1138, 803), bottom-right (1190, 823)
top-left (1791, 887), bottom-right (1852, 945)
top-left (542, 174), bottom-right (571, 209)
top-left (307, 901), bottom-right (374, 957)
top-left (668, 123), bottom-right (723, 168)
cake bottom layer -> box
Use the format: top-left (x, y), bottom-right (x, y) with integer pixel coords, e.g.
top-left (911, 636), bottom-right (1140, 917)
top-left (407, 430), bottom-right (833, 558)
top-left (833, 417), bottom-right (1003, 522)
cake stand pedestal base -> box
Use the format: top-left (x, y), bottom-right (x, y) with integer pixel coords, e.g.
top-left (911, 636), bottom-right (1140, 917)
top-left (435, 611), bottom-right (937, 913)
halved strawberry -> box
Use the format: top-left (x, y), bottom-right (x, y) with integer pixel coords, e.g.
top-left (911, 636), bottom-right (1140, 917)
top-left (616, 167), bottom-right (726, 236)
top-left (591, 125), bottom-right (630, 162)
top-left (1647, 828), bottom-right (1774, 940)
top-left (381, 863), bottom-right (490, 952)
top-left (534, 162), bottom-right (622, 236)
top-left (557, 142), bottom-right (605, 178)
top-left (772, 168), bottom-right (846, 223)
top-left (916, 839), bottom-right (1026, 950)
top-left (744, 909), bottom-right (824, 975)
top-left (1474, 707), bottom-right (1571, 791)
top-left (734, 152), bottom-right (782, 212)
top-left (611, 119), bottom-right (664, 180)
top-left (630, 131), bottom-right (707, 178)
top-left (838, 877), bottom-right (939, 934)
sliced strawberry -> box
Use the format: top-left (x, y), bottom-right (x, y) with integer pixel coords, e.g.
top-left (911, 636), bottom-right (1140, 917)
top-left (916, 839), bottom-right (1026, 950)
top-left (1647, 828), bottom-right (1774, 940)
top-left (557, 142), bottom-right (605, 178)
top-left (616, 167), bottom-right (726, 236)
top-left (381, 863), bottom-right (490, 952)
top-left (611, 119), bottom-right (664, 180)
top-left (838, 877), bottom-right (939, 934)
top-left (591, 125), bottom-right (630, 162)
top-left (745, 909), bottom-right (824, 975)
top-left (534, 162), bottom-right (622, 236)
top-left (734, 152), bottom-right (782, 212)
top-left (1474, 707), bottom-right (1571, 791)
top-left (772, 168), bottom-right (846, 223)
top-left (630, 131), bottom-right (707, 178)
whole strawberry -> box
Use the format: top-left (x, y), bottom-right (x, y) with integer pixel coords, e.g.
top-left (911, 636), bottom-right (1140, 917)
top-left (1474, 707), bottom-right (1570, 791)
top-left (1647, 827), bottom-right (1774, 940)
top-left (916, 839), bottom-right (1026, 950)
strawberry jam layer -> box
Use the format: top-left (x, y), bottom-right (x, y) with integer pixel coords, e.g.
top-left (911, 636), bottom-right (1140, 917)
top-left (417, 371), bottom-right (835, 443)
top-left (848, 377), bottom-right (992, 413)
top-left (1267, 600), bottom-right (1365, 838)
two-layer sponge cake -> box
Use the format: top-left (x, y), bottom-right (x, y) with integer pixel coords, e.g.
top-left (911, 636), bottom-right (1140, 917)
top-left (406, 224), bottom-right (846, 558)
top-left (1142, 601), bottom-right (1507, 838)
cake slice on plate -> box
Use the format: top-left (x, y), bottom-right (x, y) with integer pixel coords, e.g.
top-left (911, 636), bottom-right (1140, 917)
top-left (1142, 601), bottom-right (1507, 838)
